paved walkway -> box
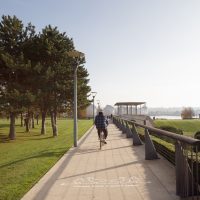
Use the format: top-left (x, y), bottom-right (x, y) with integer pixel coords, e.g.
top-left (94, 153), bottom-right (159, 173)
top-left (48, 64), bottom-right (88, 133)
top-left (22, 123), bottom-right (179, 200)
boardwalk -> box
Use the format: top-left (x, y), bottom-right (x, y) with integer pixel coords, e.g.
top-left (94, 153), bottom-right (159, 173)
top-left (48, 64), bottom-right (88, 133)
top-left (22, 123), bottom-right (179, 200)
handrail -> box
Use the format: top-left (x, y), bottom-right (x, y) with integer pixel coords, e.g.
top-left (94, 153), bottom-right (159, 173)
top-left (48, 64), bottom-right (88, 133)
top-left (113, 115), bottom-right (200, 198)
top-left (122, 117), bottom-right (200, 145)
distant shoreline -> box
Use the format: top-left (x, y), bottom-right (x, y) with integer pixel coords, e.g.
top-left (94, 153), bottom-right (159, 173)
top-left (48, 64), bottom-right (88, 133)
top-left (150, 115), bottom-right (200, 120)
top-left (150, 115), bottom-right (181, 120)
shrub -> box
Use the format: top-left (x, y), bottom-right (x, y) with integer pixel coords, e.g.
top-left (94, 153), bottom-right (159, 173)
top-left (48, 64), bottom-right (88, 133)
top-left (150, 125), bottom-right (183, 144)
top-left (159, 126), bottom-right (183, 135)
top-left (181, 107), bottom-right (194, 119)
top-left (194, 131), bottom-right (200, 152)
top-left (194, 131), bottom-right (200, 139)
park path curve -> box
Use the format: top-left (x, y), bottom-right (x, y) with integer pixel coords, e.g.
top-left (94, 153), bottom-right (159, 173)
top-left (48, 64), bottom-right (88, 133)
top-left (22, 122), bottom-right (179, 200)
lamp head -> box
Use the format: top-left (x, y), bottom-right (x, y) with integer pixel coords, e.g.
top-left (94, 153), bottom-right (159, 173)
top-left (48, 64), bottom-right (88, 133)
top-left (91, 91), bottom-right (97, 98)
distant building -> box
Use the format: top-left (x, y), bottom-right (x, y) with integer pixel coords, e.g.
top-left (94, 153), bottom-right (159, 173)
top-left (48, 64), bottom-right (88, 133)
top-left (86, 104), bottom-right (97, 118)
top-left (103, 105), bottom-right (114, 116)
top-left (114, 102), bottom-right (147, 115)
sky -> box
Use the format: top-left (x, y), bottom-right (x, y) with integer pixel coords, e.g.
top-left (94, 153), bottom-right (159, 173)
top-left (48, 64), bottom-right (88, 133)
top-left (1, 0), bottom-right (200, 108)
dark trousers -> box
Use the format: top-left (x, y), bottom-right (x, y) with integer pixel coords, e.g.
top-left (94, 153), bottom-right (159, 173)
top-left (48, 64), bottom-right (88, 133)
top-left (97, 128), bottom-right (108, 139)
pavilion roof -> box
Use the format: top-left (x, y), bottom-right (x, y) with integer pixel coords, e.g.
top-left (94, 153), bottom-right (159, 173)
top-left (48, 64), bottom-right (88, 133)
top-left (114, 102), bottom-right (146, 106)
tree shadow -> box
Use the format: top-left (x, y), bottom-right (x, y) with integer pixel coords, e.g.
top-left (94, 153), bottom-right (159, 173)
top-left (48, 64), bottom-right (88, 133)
top-left (0, 134), bottom-right (10, 143)
top-left (0, 148), bottom-right (68, 169)
top-left (75, 144), bottom-right (133, 155)
top-left (28, 136), bottom-right (54, 141)
top-left (31, 127), bottom-right (94, 200)
top-left (0, 130), bottom-right (55, 143)
top-left (0, 124), bottom-right (10, 128)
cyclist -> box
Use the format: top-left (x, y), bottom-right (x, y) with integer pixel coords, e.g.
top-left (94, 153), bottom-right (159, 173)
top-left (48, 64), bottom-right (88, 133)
top-left (94, 110), bottom-right (108, 144)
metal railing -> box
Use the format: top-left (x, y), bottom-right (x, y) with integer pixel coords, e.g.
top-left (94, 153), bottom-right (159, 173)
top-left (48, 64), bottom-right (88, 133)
top-left (113, 115), bottom-right (200, 199)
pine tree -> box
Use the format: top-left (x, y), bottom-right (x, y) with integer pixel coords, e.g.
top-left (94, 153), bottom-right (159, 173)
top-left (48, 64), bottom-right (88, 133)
top-left (0, 15), bottom-right (36, 139)
top-left (0, 15), bottom-right (91, 139)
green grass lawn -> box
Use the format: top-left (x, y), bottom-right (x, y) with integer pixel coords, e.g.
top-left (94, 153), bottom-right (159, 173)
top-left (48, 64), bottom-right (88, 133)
top-left (154, 119), bottom-right (200, 137)
top-left (0, 118), bottom-right (92, 200)
top-left (137, 119), bottom-right (200, 153)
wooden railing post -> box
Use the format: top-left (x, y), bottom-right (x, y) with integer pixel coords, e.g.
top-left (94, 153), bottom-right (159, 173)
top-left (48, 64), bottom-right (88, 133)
top-left (113, 115), bottom-right (200, 198)
top-left (175, 141), bottom-right (190, 197)
top-left (145, 129), bottom-right (159, 160)
top-left (125, 121), bottom-right (132, 138)
top-left (131, 124), bottom-right (143, 146)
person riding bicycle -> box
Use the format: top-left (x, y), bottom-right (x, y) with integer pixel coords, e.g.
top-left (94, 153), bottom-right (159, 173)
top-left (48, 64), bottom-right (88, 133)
top-left (94, 110), bottom-right (108, 144)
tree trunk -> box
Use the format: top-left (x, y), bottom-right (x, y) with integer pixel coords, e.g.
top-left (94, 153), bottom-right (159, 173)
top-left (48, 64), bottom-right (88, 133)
top-left (54, 112), bottom-right (57, 125)
top-left (25, 118), bottom-right (30, 132)
top-left (20, 112), bottom-right (23, 127)
top-left (54, 125), bottom-right (58, 136)
top-left (50, 111), bottom-right (54, 132)
top-left (29, 112), bottom-right (32, 130)
top-left (50, 111), bottom-right (58, 137)
top-left (36, 114), bottom-right (39, 125)
top-left (32, 113), bottom-right (35, 128)
top-left (41, 111), bottom-right (46, 135)
top-left (9, 112), bottom-right (16, 140)
top-left (54, 111), bottom-right (58, 136)
top-left (25, 112), bottom-right (31, 132)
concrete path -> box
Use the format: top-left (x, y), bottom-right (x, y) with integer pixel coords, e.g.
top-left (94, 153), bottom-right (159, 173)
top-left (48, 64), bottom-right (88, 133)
top-left (22, 123), bottom-right (179, 200)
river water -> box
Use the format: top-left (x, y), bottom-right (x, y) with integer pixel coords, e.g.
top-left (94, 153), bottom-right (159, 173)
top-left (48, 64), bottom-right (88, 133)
top-left (150, 115), bottom-right (199, 120)
top-left (150, 116), bottom-right (181, 120)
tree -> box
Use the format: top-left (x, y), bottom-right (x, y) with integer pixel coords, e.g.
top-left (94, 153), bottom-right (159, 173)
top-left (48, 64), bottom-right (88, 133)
top-left (34, 26), bottom-right (91, 136)
top-left (0, 15), bottom-right (91, 139)
top-left (38, 26), bottom-right (73, 136)
top-left (0, 15), bottom-right (36, 139)
top-left (181, 107), bottom-right (194, 119)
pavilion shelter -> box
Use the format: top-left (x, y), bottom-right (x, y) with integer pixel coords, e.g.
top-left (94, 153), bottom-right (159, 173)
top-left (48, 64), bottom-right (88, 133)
top-left (114, 102), bottom-right (146, 116)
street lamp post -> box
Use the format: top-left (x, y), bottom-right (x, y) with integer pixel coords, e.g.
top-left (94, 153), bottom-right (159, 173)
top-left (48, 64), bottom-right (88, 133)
top-left (67, 50), bottom-right (84, 147)
top-left (91, 92), bottom-right (97, 124)
top-left (97, 100), bottom-right (100, 112)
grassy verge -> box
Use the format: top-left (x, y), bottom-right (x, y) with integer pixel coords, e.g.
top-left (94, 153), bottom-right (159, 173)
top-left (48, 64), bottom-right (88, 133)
top-left (0, 118), bottom-right (92, 200)
top-left (136, 127), bottom-right (175, 151)
top-left (154, 119), bottom-right (200, 137)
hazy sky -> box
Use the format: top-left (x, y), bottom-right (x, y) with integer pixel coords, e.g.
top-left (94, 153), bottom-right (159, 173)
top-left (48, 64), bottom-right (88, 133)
top-left (1, 0), bottom-right (200, 107)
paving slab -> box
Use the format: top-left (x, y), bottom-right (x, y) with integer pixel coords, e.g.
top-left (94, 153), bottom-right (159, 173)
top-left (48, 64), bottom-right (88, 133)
top-left (21, 123), bottom-right (180, 200)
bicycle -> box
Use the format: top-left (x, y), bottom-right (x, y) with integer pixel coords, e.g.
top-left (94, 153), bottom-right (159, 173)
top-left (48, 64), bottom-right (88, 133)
top-left (99, 130), bottom-right (105, 150)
